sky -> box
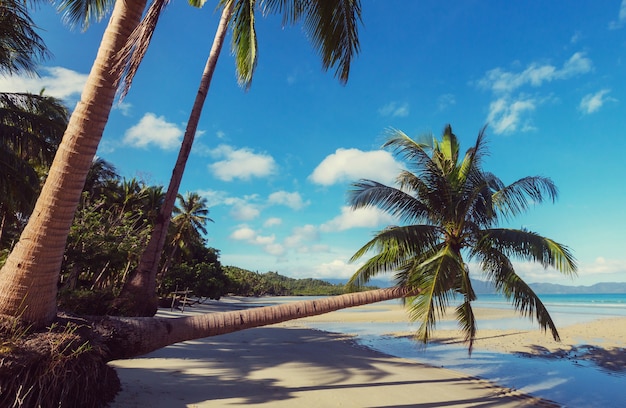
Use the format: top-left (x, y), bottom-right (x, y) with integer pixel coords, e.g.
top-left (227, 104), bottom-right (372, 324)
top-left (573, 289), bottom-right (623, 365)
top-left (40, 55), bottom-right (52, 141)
top-left (3, 1), bottom-right (626, 286)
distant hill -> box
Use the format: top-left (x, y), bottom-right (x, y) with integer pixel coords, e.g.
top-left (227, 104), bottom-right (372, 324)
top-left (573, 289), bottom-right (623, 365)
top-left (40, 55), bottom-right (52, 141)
top-left (526, 281), bottom-right (626, 294)
top-left (324, 278), bottom-right (626, 295)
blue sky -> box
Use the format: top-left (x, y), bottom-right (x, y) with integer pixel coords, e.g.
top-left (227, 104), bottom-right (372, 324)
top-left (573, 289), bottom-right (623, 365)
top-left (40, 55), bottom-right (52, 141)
top-left (3, 1), bottom-right (626, 286)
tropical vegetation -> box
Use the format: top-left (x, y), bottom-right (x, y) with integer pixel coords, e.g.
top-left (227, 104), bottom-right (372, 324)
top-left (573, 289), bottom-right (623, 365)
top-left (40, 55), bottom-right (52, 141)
top-left (119, 0), bottom-right (363, 316)
top-left (0, 1), bottom-right (577, 407)
top-left (0, 92), bottom-right (68, 254)
top-left (348, 125), bottom-right (577, 352)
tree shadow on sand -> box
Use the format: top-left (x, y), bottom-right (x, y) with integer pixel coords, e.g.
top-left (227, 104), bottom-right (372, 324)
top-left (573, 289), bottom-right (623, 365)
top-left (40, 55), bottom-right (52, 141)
top-left (516, 344), bottom-right (626, 375)
top-left (110, 327), bottom-right (556, 407)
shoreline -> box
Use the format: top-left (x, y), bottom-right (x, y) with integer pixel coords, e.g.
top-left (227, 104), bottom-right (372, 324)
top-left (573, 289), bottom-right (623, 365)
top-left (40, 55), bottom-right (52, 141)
top-left (109, 297), bottom-right (582, 407)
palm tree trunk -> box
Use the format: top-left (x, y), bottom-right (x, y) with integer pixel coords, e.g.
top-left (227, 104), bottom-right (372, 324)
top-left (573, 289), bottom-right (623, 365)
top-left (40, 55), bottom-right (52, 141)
top-left (116, 3), bottom-right (234, 316)
top-left (101, 287), bottom-right (414, 361)
top-left (0, 0), bottom-right (148, 326)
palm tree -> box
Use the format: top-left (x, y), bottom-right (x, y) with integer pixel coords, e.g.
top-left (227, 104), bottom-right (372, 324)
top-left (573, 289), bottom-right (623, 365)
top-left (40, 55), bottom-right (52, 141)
top-left (0, 0), bottom-right (148, 326)
top-left (0, 0), bottom-right (50, 75)
top-left (0, 92), bottom-right (68, 247)
top-left (0, 1), bottom-right (68, 247)
top-left (159, 192), bottom-right (213, 280)
top-left (347, 125), bottom-right (577, 352)
top-left (119, 0), bottom-right (362, 316)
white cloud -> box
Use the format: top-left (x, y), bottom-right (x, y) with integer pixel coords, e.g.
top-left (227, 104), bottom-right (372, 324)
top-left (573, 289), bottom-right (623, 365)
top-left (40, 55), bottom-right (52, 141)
top-left (487, 96), bottom-right (537, 134)
top-left (609, 0), bottom-right (626, 29)
top-left (582, 257), bottom-right (626, 275)
top-left (477, 53), bottom-right (592, 135)
top-left (230, 226), bottom-right (256, 241)
top-left (320, 206), bottom-right (396, 232)
top-left (312, 259), bottom-right (358, 279)
top-left (378, 101), bottom-right (410, 117)
top-left (0, 66), bottom-right (87, 101)
top-left (208, 144), bottom-right (277, 181)
top-left (224, 196), bottom-right (261, 221)
top-left (579, 89), bottom-right (616, 114)
top-left (267, 191), bottom-right (309, 210)
top-left (229, 225), bottom-right (285, 256)
top-left (264, 217), bottom-right (282, 227)
top-left (197, 189), bottom-right (229, 207)
top-left (284, 225), bottom-right (319, 247)
top-left (309, 148), bottom-right (401, 186)
top-left (123, 113), bottom-right (183, 149)
top-left (478, 52), bottom-right (592, 95)
top-left (437, 93), bottom-right (456, 111)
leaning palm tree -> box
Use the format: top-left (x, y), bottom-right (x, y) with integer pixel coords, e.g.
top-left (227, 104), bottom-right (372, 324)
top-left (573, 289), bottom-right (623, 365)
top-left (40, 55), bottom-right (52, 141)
top-left (118, 0), bottom-right (362, 316)
top-left (0, 0), bottom-right (148, 325)
top-left (348, 125), bottom-right (577, 353)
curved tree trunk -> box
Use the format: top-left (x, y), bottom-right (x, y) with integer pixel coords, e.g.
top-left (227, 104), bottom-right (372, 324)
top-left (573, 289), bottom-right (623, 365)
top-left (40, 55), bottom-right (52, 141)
top-left (101, 287), bottom-right (414, 361)
top-left (115, 2), bottom-right (234, 316)
top-left (0, 0), bottom-right (148, 326)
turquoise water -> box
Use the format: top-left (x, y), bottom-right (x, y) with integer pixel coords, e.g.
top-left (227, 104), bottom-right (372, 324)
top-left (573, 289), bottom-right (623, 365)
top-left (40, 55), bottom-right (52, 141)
top-left (263, 293), bottom-right (626, 407)
top-left (477, 293), bottom-right (626, 314)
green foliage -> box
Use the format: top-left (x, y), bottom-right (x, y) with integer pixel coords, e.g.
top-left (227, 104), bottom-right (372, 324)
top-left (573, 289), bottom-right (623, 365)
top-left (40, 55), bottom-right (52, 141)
top-left (223, 266), bottom-right (373, 296)
top-left (0, 92), bottom-right (69, 250)
top-left (349, 124), bottom-right (577, 353)
top-left (0, 0), bottom-right (51, 75)
top-left (57, 289), bottom-right (115, 316)
top-left (160, 261), bottom-right (227, 300)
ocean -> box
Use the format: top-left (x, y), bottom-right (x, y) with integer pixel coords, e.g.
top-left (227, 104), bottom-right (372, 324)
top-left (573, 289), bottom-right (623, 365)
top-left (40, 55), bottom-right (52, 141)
top-left (272, 293), bottom-right (626, 408)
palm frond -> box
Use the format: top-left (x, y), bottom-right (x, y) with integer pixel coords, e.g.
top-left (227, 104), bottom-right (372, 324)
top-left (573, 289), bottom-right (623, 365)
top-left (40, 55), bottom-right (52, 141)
top-left (56, 0), bottom-right (115, 31)
top-left (114, 0), bottom-right (170, 100)
top-left (382, 128), bottom-right (433, 172)
top-left (348, 224), bottom-right (440, 287)
top-left (458, 125), bottom-right (489, 185)
top-left (301, 0), bottom-right (362, 84)
top-left (348, 180), bottom-right (430, 224)
top-left (0, 0), bottom-right (51, 75)
top-left (477, 247), bottom-right (561, 340)
top-left (230, 0), bottom-right (258, 88)
top-left (431, 124), bottom-right (459, 174)
top-left (455, 297), bottom-right (477, 354)
top-left (492, 176), bottom-right (558, 220)
top-left (454, 262), bottom-right (477, 353)
top-left (478, 228), bottom-right (577, 275)
top-left (406, 245), bottom-right (462, 344)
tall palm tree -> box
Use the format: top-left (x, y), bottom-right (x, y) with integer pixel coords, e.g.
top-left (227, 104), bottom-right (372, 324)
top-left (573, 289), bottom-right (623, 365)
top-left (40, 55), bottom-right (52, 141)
top-left (0, 0), bottom-right (148, 326)
top-left (171, 191), bottom-right (212, 248)
top-left (159, 192), bottom-right (213, 280)
top-left (119, 0), bottom-right (362, 316)
top-left (347, 125), bottom-right (577, 352)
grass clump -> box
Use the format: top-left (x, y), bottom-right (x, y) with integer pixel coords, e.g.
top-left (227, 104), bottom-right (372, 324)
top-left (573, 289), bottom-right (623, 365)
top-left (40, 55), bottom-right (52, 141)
top-left (0, 315), bottom-right (120, 407)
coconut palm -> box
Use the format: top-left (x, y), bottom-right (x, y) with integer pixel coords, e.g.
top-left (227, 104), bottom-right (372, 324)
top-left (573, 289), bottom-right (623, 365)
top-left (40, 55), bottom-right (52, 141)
top-left (0, 0), bottom-right (148, 325)
top-left (347, 125), bottom-right (577, 352)
top-left (0, 92), bottom-right (68, 247)
top-left (0, 0), bottom-right (50, 75)
top-left (0, 1), bottom-right (66, 245)
top-left (119, 0), bottom-right (362, 316)
top-left (159, 192), bottom-right (213, 280)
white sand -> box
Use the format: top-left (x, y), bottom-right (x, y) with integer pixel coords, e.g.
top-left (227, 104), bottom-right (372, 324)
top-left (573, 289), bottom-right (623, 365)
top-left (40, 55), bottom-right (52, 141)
top-left (109, 299), bottom-right (565, 407)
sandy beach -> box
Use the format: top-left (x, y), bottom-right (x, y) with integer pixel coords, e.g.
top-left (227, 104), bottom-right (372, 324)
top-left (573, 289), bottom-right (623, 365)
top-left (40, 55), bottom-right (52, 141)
top-left (292, 301), bottom-right (626, 370)
top-left (109, 297), bottom-right (625, 407)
